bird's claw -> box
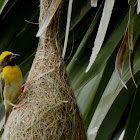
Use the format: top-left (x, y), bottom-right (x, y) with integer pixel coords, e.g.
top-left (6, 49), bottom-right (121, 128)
top-left (20, 80), bottom-right (32, 94)
top-left (9, 102), bottom-right (24, 109)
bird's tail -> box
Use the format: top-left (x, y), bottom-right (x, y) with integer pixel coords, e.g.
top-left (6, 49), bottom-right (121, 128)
top-left (0, 111), bottom-right (9, 137)
top-left (5, 111), bottom-right (10, 123)
top-left (0, 107), bottom-right (11, 136)
top-left (4, 102), bottom-right (12, 123)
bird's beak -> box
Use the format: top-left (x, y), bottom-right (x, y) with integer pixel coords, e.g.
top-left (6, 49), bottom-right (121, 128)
top-left (11, 53), bottom-right (20, 59)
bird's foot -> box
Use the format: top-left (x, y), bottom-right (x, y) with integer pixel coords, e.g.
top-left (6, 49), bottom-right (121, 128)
top-left (9, 102), bottom-right (24, 109)
top-left (20, 80), bottom-right (32, 94)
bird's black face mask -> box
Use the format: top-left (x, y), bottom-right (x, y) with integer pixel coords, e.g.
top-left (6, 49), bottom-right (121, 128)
top-left (0, 53), bottom-right (20, 68)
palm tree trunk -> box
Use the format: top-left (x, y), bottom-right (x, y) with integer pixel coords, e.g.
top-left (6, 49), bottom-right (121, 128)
top-left (2, 0), bottom-right (86, 139)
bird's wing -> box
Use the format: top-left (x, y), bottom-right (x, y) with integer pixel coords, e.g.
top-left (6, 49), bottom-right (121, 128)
top-left (0, 72), bottom-right (5, 101)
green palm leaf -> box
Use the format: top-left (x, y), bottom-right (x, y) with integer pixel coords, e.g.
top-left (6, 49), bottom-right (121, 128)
top-left (0, 0), bottom-right (140, 139)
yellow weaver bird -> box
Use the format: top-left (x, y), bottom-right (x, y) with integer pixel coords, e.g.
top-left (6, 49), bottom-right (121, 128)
top-left (0, 51), bottom-right (23, 122)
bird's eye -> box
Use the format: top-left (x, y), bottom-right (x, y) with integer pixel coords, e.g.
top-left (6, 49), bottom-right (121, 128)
top-left (5, 55), bottom-right (11, 59)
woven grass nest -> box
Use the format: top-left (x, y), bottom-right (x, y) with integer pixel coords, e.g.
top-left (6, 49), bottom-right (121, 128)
top-left (2, 0), bottom-right (86, 139)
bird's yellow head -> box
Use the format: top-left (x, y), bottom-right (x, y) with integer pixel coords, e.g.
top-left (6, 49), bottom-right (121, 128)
top-left (0, 51), bottom-right (12, 62)
top-left (0, 51), bottom-right (20, 68)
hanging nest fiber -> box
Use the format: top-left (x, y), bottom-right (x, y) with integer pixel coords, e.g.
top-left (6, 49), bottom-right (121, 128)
top-left (2, 0), bottom-right (87, 139)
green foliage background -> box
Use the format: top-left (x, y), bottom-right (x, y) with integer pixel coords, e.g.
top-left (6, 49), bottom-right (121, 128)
top-left (0, 0), bottom-right (140, 139)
